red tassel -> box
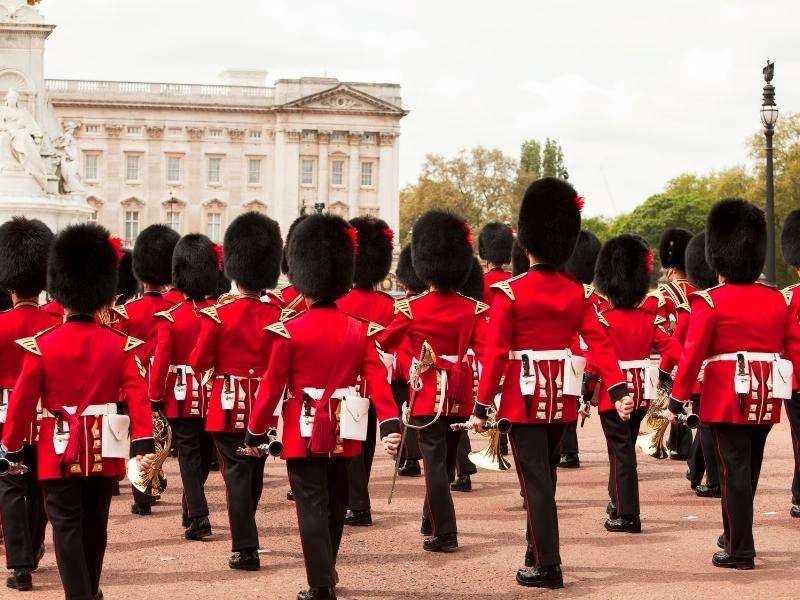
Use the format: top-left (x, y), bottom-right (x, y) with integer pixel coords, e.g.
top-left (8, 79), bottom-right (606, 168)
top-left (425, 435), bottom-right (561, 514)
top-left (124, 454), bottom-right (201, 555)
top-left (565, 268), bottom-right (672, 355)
top-left (310, 404), bottom-right (336, 454)
top-left (109, 237), bottom-right (125, 267)
top-left (62, 413), bottom-right (84, 464)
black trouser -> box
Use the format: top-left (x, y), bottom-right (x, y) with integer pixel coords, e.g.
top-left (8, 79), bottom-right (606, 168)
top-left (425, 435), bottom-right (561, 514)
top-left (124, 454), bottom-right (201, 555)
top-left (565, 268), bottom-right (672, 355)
top-left (600, 409), bottom-right (645, 517)
top-left (213, 432), bottom-right (267, 552)
top-left (287, 457), bottom-right (350, 588)
top-left (347, 405), bottom-right (377, 512)
top-left (42, 477), bottom-right (114, 600)
top-left (560, 419), bottom-right (579, 455)
top-left (0, 445), bottom-right (46, 569)
top-left (170, 418), bottom-right (212, 520)
top-left (415, 416), bottom-right (461, 536)
top-left (455, 430), bottom-right (476, 477)
top-left (787, 393), bottom-right (800, 504)
top-left (709, 423), bottom-right (771, 560)
top-left (393, 380), bottom-right (420, 462)
top-left (687, 395), bottom-right (719, 487)
top-left (509, 423), bottom-right (565, 567)
top-left (667, 418), bottom-right (691, 457)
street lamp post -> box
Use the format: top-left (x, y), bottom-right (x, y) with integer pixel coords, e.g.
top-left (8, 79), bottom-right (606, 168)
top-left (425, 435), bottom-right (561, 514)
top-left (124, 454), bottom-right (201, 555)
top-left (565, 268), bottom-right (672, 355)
top-left (761, 60), bottom-right (779, 285)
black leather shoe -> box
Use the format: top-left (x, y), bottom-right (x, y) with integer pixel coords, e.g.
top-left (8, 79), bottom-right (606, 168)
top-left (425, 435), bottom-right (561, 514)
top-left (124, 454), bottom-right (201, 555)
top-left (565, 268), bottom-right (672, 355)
top-left (604, 516), bottom-right (641, 533)
top-left (420, 517), bottom-right (432, 536)
top-left (516, 565), bottom-right (563, 589)
top-left (286, 490), bottom-right (295, 501)
top-left (791, 503), bottom-right (800, 518)
top-left (558, 453), bottom-right (580, 468)
top-left (181, 513), bottom-right (191, 528)
top-left (669, 450), bottom-right (688, 461)
top-left (6, 568), bottom-right (32, 591)
top-left (712, 551), bottom-right (754, 570)
top-left (696, 484), bottom-right (721, 498)
top-left (450, 475), bottom-right (472, 492)
top-left (131, 501), bottom-right (152, 515)
top-left (229, 550), bottom-right (260, 571)
top-left (717, 534), bottom-right (727, 550)
top-left (524, 543), bottom-right (535, 567)
top-left (423, 532), bottom-right (458, 552)
top-left (33, 545), bottom-right (44, 571)
top-left (95, 589), bottom-right (104, 600)
top-left (398, 459), bottom-right (421, 477)
top-left (606, 500), bottom-right (618, 519)
top-left (344, 509), bottom-right (372, 527)
top-left (297, 587), bottom-right (337, 600)
top-left (184, 516), bottom-right (212, 541)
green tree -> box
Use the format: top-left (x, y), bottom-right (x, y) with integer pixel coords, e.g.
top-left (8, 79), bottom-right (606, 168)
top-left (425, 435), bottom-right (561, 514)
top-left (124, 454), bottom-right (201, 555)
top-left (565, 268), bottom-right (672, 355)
top-left (582, 216), bottom-right (614, 243)
top-left (519, 140), bottom-right (541, 178)
top-left (541, 138), bottom-right (568, 179)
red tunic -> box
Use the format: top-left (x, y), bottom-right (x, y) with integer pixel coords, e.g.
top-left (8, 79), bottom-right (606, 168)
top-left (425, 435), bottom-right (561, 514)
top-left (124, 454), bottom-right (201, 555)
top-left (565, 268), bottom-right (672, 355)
top-left (190, 296), bottom-right (282, 433)
top-left (40, 299), bottom-right (65, 319)
top-left (337, 288), bottom-right (395, 327)
top-left (108, 292), bottom-right (178, 368)
top-left (246, 305), bottom-right (400, 458)
top-left (163, 288), bottom-right (185, 305)
top-left (659, 279), bottom-right (697, 334)
top-left (483, 268), bottom-right (512, 306)
top-left (782, 283), bottom-right (800, 389)
top-left (591, 308), bottom-right (681, 412)
top-left (0, 303), bottom-right (61, 442)
top-left (149, 300), bottom-right (212, 419)
top-left (475, 267), bottom-right (627, 424)
top-left (379, 290), bottom-right (489, 417)
top-left (268, 284), bottom-right (309, 318)
top-left (670, 283), bottom-right (792, 424)
top-left (1, 317), bottom-right (154, 479)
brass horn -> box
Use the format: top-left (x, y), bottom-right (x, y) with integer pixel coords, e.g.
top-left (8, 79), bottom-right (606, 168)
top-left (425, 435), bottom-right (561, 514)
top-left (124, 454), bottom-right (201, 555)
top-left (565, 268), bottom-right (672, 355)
top-left (127, 410), bottom-right (172, 496)
top-left (237, 429), bottom-right (283, 457)
top-left (456, 407), bottom-right (513, 472)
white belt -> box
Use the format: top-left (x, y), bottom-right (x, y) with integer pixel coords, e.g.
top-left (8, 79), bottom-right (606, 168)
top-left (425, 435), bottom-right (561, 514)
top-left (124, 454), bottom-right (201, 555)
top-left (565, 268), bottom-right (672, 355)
top-left (619, 359), bottom-right (651, 370)
top-left (439, 354), bottom-right (462, 363)
top-left (42, 404), bottom-right (118, 418)
top-left (509, 349), bottom-right (571, 361)
top-left (706, 352), bottom-right (781, 363)
top-left (169, 365), bottom-right (194, 375)
top-left (297, 387), bottom-right (355, 400)
top-left (215, 374), bottom-right (261, 382)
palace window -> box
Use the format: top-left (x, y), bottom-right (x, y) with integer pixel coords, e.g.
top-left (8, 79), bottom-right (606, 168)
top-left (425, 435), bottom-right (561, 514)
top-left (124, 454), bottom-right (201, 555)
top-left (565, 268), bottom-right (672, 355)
top-left (85, 124), bottom-right (100, 134)
top-left (248, 159), bottom-right (261, 185)
top-left (127, 126), bottom-right (142, 136)
top-left (360, 161), bottom-right (374, 187)
top-left (167, 156), bottom-right (181, 183)
top-left (88, 211), bottom-right (98, 224)
top-left (166, 210), bottom-right (181, 232)
top-left (209, 129), bottom-right (223, 139)
top-left (207, 212), bottom-right (222, 242)
top-left (125, 155), bottom-right (140, 182)
top-left (301, 159), bottom-right (314, 185)
top-left (167, 127), bottom-right (182, 137)
top-left (84, 154), bottom-right (98, 180)
top-left (124, 211), bottom-right (140, 246)
top-left (249, 130), bottom-right (262, 140)
top-left (302, 130), bottom-right (316, 141)
top-left (208, 157), bottom-right (221, 184)
top-left (362, 132), bottom-right (375, 143)
top-left (331, 160), bottom-right (344, 186)
top-left (332, 131), bottom-right (347, 142)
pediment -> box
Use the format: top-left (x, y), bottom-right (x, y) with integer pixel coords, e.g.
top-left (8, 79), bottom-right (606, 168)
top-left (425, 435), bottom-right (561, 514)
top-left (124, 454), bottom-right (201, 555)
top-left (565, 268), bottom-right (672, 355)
top-left (280, 85), bottom-right (406, 116)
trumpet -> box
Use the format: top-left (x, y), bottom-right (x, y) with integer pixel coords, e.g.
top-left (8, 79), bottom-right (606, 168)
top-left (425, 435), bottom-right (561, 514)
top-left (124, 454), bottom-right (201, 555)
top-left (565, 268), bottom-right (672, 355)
top-left (461, 407), bottom-right (513, 472)
top-left (127, 410), bottom-right (172, 496)
top-left (237, 430), bottom-right (283, 457)
top-left (651, 411), bottom-right (699, 430)
top-left (449, 418), bottom-right (512, 434)
top-left (0, 452), bottom-right (27, 476)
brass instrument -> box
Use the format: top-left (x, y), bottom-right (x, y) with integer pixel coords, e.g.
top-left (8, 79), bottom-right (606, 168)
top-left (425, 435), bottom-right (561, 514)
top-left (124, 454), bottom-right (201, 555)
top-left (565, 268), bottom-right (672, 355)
top-left (636, 385), bottom-right (698, 459)
top-left (0, 452), bottom-right (27, 476)
top-left (127, 410), bottom-right (172, 496)
top-left (463, 405), bottom-right (513, 471)
top-left (237, 429), bottom-right (283, 457)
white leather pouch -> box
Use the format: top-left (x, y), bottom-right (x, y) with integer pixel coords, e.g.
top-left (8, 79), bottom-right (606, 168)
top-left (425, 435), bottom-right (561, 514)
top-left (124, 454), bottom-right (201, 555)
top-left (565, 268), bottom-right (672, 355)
top-left (772, 358), bottom-right (794, 400)
top-left (518, 352), bottom-right (537, 396)
top-left (221, 375), bottom-right (236, 411)
top-left (562, 353), bottom-right (586, 397)
top-left (0, 387), bottom-right (8, 423)
top-left (101, 414), bottom-right (131, 459)
top-left (340, 396), bottom-right (371, 441)
top-left (643, 364), bottom-right (660, 400)
top-left (174, 367), bottom-right (187, 402)
top-left (53, 418), bottom-right (70, 456)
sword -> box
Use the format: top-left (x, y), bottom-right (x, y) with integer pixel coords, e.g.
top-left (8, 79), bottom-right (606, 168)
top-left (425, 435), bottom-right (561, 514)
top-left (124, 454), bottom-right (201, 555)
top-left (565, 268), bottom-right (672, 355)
top-left (388, 341), bottom-right (436, 504)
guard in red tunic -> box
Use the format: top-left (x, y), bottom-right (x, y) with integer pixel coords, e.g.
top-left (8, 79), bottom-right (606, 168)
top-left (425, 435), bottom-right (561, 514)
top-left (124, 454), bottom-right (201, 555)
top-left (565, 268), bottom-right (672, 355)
top-left (393, 245), bottom-right (426, 477)
top-left (780, 210), bottom-right (800, 519)
top-left (478, 222), bottom-right (514, 305)
top-left (190, 212), bottom-right (283, 571)
top-left (0, 224), bottom-right (155, 600)
top-left (379, 210), bottom-right (488, 553)
top-left (0, 218), bottom-right (58, 592)
top-left (339, 216), bottom-right (396, 528)
top-left (150, 234), bottom-right (220, 540)
top-left (244, 214), bottom-right (401, 600)
top-left (667, 199), bottom-right (793, 570)
top-left (559, 229), bottom-right (602, 469)
top-left (109, 224), bottom-right (180, 516)
top-left (471, 178), bottom-right (633, 589)
top-left (590, 235), bottom-right (681, 533)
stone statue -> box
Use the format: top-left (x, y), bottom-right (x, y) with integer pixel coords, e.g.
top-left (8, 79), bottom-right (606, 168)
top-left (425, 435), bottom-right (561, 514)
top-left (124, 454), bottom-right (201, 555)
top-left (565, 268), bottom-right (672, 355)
top-left (0, 89), bottom-right (48, 190)
top-left (54, 121), bottom-right (84, 194)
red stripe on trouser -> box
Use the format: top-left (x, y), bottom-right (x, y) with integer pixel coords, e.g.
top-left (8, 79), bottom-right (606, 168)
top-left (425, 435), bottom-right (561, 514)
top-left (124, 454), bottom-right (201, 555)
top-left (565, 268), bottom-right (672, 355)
top-left (600, 416), bottom-right (624, 516)
top-left (286, 461), bottom-right (315, 587)
top-left (416, 425), bottom-right (437, 534)
top-left (711, 426), bottom-right (734, 554)
top-left (212, 437), bottom-right (236, 551)
top-left (509, 429), bottom-right (540, 566)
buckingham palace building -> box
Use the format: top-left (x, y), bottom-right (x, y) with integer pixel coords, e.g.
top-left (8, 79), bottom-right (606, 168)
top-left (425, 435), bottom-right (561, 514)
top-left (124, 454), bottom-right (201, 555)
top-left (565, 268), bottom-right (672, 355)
top-left (46, 70), bottom-right (407, 245)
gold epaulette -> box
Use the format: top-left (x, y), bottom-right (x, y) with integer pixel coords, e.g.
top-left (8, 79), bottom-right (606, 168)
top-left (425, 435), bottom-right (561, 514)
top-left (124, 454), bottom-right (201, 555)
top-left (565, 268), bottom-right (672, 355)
top-left (271, 287), bottom-right (288, 304)
top-left (134, 355), bottom-right (147, 377)
top-left (394, 298), bottom-right (413, 319)
top-left (199, 305), bottom-right (221, 324)
top-left (781, 283), bottom-right (800, 306)
top-left (111, 305), bottom-right (129, 320)
top-left (367, 322), bottom-right (384, 337)
top-left (154, 308), bottom-right (176, 323)
top-left (475, 300), bottom-right (490, 315)
top-left (583, 284), bottom-right (595, 299)
top-left (654, 314), bottom-right (667, 326)
top-left (596, 310), bottom-right (610, 326)
top-left (217, 292), bottom-right (237, 306)
top-left (265, 321), bottom-right (291, 339)
top-left (491, 280), bottom-right (515, 301)
top-left (649, 289), bottom-right (666, 308)
top-left (692, 290), bottom-right (714, 308)
top-left (123, 336), bottom-right (145, 352)
top-left (280, 308), bottom-right (295, 321)
top-left (16, 336), bottom-right (42, 356)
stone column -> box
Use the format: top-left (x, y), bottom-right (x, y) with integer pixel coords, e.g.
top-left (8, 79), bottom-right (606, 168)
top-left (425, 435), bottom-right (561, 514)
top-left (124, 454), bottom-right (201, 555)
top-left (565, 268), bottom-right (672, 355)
top-left (378, 132), bottom-right (397, 234)
top-left (284, 129), bottom-right (301, 231)
top-left (347, 131), bottom-right (361, 219)
top-left (271, 127), bottom-right (286, 229)
top-left (318, 130), bottom-right (330, 208)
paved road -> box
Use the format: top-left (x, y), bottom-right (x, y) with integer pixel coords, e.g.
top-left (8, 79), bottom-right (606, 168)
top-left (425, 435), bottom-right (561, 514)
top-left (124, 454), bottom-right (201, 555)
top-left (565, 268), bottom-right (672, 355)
top-left (6, 417), bottom-right (800, 599)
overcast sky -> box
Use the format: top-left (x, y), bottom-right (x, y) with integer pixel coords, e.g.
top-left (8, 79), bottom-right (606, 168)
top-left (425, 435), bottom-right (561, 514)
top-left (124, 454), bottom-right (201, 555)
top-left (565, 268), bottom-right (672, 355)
top-left (40, 0), bottom-right (800, 217)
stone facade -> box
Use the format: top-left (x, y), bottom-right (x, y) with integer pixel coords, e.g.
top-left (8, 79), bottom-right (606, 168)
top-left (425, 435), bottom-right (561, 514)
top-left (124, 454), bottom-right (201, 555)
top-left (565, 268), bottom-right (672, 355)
top-left (47, 71), bottom-right (406, 245)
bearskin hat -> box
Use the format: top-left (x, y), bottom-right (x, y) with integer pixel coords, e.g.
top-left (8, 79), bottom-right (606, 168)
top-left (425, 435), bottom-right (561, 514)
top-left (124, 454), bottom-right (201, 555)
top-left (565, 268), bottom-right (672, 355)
top-left (223, 212), bottom-right (282, 292)
top-left (460, 256), bottom-right (485, 302)
top-left (350, 216), bottom-right (393, 289)
top-left (48, 224), bottom-right (119, 314)
top-left (685, 232), bottom-right (717, 290)
top-left (132, 224), bottom-right (179, 286)
top-left (511, 238), bottom-right (530, 276)
top-left (172, 234), bottom-right (221, 300)
top-left (0, 217), bottom-right (53, 298)
top-left (565, 230), bottom-right (601, 285)
top-left (287, 214), bottom-right (355, 302)
top-left (0, 290), bottom-right (10, 312)
top-left (281, 215), bottom-right (309, 276)
top-left (116, 249), bottom-right (139, 304)
top-left (658, 228), bottom-right (693, 271)
top-left (517, 177), bottom-right (581, 266)
top-left (478, 222), bottom-right (514, 266)
top-left (214, 269), bottom-right (231, 299)
top-left (411, 210), bottom-right (474, 291)
top-left (706, 199), bottom-right (766, 284)
top-left (780, 209), bottom-right (800, 268)
top-left (396, 245), bottom-right (426, 295)
top-left (595, 234), bottom-right (651, 309)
